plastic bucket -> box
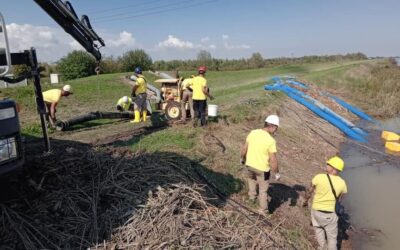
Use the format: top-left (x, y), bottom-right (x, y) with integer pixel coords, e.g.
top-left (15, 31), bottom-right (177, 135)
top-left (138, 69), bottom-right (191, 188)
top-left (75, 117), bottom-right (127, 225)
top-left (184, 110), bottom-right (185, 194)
top-left (208, 104), bottom-right (218, 117)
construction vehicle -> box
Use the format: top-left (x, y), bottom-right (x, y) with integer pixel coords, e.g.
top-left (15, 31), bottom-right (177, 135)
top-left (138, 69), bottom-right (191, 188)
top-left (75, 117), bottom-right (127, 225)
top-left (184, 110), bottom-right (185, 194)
top-left (0, 0), bottom-right (104, 175)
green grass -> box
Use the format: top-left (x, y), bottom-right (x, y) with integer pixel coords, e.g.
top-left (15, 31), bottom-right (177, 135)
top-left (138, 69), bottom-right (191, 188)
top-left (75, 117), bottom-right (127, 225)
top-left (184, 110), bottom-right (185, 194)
top-left (119, 129), bottom-right (196, 152)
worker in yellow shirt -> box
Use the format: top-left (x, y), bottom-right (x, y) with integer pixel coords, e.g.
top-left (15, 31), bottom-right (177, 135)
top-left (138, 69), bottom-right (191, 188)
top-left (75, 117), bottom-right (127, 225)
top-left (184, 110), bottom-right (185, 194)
top-left (131, 67), bottom-right (147, 123)
top-left (180, 75), bottom-right (195, 122)
top-left (304, 156), bottom-right (347, 250)
top-left (116, 96), bottom-right (133, 112)
top-left (240, 115), bottom-right (281, 214)
top-left (191, 66), bottom-right (213, 127)
top-left (42, 85), bottom-right (72, 127)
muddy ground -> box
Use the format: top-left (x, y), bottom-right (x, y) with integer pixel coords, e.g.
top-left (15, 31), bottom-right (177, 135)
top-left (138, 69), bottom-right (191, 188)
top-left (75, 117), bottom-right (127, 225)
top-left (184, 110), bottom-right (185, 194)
top-left (1, 94), bottom-right (362, 249)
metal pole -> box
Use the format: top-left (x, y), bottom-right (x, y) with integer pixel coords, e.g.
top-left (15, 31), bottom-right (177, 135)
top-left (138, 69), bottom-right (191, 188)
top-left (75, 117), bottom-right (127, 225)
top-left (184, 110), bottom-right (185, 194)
top-left (29, 48), bottom-right (51, 152)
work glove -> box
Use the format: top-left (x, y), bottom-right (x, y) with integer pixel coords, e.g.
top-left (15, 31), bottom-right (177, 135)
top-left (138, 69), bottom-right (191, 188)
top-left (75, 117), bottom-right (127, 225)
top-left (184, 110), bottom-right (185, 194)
top-left (209, 95), bottom-right (215, 101)
top-left (275, 173), bottom-right (281, 181)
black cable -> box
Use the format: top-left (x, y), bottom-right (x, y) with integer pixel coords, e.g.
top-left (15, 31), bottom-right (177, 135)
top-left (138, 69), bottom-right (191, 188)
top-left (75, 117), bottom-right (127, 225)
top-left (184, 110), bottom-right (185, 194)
top-left (92, 0), bottom-right (194, 20)
top-left (87, 0), bottom-right (164, 14)
top-left (93, 0), bottom-right (219, 23)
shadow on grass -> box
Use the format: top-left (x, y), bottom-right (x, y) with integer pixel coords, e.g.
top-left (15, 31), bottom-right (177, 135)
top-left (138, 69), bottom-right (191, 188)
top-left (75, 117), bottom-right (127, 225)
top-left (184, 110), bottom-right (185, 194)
top-left (0, 135), bottom-right (242, 249)
top-left (268, 183), bottom-right (305, 214)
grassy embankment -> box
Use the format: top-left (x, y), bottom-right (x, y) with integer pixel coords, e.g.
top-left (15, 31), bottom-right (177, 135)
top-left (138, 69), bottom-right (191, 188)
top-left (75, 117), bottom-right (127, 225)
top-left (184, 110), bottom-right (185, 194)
top-left (3, 59), bottom-right (393, 248)
top-left (303, 59), bottom-right (400, 117)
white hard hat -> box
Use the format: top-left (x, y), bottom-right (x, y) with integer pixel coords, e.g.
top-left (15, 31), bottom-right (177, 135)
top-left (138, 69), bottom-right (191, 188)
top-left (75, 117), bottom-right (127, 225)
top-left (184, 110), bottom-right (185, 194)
top-left (63, 85), bottom-right (72, 93)
top-left (122, 96), bottom-right (129, 103)
top-left (265, 115), bottom-right (280, 127)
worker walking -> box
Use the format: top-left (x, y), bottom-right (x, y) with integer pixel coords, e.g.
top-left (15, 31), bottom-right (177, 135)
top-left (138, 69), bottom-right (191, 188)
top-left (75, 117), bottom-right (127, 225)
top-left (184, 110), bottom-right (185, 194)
top-left (180, 75), bottom-right (195, 122)
top-left (116, 96), bottom-right (134, 112)
top-left (131, 67), bottom-right (147, 123)
top-left (192, 66), bottom-right (213, 127)
top-left (304, 156), bottom-right (348, 250)
top-left (240, 115), bottom-right (281, 214)
top-left (42, 85), bottom-right (73, 127)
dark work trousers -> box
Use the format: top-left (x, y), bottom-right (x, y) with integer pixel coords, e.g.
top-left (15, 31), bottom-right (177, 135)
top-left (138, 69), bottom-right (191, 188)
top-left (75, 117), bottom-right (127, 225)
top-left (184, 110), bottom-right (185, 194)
top-left (193, 100), bottom-right (207, 126)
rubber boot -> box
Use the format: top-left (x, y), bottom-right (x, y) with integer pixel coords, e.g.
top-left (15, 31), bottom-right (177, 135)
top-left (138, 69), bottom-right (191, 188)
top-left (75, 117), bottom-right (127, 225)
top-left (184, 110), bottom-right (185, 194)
top-left (130, 111), bottom-right (141, 123)
top-left (142, 110), bottom-right (147, 122)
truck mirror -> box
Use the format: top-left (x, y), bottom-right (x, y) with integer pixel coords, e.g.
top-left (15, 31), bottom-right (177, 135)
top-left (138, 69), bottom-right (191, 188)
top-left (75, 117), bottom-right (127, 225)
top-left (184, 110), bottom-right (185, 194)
top-left (0, 13), bottom-right (12, 77)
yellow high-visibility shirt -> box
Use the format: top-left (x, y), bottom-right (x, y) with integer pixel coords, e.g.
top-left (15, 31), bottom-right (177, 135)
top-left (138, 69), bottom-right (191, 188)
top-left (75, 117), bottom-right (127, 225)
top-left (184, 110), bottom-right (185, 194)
top-left (42, 89), bottom-right (62, 103)
top-left (182, 78), bottom-right (193, 90)
top-left (245, 129), bottom-right (277, 172)
top-left (134, 75), bottom-right (147, 95)
top-left (312, 174), bottom-right (347, 212)
top-left (116, 97), bottom-right (133, 111)
top-left (191, 76), bottom-right (207, 100)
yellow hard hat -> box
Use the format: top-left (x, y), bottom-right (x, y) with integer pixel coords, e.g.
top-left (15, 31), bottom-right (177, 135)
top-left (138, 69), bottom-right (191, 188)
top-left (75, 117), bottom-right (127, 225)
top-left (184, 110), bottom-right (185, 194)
top-left (327, 156), bottom-right (344, 171)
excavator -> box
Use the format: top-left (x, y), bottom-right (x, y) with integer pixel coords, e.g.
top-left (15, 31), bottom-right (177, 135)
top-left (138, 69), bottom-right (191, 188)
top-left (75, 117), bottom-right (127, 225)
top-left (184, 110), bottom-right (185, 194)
top-left (0, 0), bottom-right (104, 175)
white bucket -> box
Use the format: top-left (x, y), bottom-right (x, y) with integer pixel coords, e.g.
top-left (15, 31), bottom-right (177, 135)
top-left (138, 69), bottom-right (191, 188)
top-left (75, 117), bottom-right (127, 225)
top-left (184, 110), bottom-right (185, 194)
top-left (208, 104), bottom-right (218, 117)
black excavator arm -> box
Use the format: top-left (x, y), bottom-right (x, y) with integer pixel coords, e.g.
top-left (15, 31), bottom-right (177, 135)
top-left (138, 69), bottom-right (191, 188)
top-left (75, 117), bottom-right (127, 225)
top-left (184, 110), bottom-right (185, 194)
top-left (34, 0), bottom-right (105, 61)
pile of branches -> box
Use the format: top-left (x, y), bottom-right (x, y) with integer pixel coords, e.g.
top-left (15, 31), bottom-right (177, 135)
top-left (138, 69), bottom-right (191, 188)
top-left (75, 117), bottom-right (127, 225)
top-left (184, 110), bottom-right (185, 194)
top-left (0, 141), bottom-right (289, 249)
top-left (94, 184), bottom-right (288, 250)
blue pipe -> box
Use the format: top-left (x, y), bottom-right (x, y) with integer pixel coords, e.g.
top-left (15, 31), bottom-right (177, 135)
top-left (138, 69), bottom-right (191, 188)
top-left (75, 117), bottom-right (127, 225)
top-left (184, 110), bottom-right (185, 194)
top-left (265, 84), bottom-right (367, 142)
top-left (327, 95), bottom-right (376, 123)
top-left (293, 79), bottom-right (376, 123)
top-left (281, 85), bottom-right (368, 136)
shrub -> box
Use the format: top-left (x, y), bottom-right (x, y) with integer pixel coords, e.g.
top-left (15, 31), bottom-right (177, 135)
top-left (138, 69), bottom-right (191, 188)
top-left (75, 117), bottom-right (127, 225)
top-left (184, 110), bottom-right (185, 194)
top-left (57, 50), bottom-right (97, 80)
top-left (119, 49), bottom-right (152, 73)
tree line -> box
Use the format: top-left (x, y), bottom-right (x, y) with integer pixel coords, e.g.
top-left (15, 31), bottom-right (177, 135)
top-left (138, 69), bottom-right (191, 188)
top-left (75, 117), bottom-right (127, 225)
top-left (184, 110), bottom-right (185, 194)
top-left (12, 49), bottom-right (368, 80)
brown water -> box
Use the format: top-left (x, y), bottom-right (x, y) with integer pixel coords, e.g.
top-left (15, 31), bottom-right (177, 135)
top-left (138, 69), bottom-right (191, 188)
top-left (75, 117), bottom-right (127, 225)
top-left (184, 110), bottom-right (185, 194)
top-left (341, 118), bottom-right (400, 250)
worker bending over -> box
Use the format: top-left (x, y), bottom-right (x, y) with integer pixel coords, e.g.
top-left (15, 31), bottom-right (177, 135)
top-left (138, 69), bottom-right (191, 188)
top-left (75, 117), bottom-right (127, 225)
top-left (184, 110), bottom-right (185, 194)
top-left (180, 75), bottom-right (195, 122)
top-left (116, 96), bottom-right (134, 112)
top-left (131, 67), bottom-right (147, 123)
top-left (240, 115), bottom-right (281, 214)
top-left (191, 66), bottom-right (213, 127)
top-left (42, 85), bottom-right (72, 127)
top-left (304, 156), bottom-right (348, 250)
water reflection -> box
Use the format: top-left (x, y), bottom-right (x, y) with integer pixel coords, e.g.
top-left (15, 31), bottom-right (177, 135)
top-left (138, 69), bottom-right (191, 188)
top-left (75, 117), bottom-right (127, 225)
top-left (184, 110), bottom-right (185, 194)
top-left (341, 117), bottom-right (400, 250)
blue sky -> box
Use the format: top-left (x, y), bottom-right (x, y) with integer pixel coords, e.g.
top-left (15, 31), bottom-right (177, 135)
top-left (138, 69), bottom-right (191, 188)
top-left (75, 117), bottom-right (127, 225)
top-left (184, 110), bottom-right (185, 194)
top-left (1, 0), bottom-right (399, 62)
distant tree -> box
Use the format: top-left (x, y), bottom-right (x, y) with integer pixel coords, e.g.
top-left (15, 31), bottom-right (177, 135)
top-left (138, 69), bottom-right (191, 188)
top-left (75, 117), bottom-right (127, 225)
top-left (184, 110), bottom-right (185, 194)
top-left (57, 50), bottom-right (97, 80)
top-left (197, 50), bottom-right (212, 68)
top-left (100, 56), bottom-right (122, 74)
top-left (119, 49), bottom-right (152, 72)
top-left (248, 52), bottom-right (265, 68)
top-left (11, 64), bottom-right (31, 78)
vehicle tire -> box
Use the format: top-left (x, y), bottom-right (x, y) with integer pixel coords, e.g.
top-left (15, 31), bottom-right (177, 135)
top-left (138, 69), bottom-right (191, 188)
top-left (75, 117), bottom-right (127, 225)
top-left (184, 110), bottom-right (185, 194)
top-left (165, 101), bottom-right (181, 120)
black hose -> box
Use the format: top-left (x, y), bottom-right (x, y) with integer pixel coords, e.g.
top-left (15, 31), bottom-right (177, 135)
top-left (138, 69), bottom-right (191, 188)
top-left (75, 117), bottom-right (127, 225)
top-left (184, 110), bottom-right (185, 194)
top-left (56, 111), bottom-right (133, 131)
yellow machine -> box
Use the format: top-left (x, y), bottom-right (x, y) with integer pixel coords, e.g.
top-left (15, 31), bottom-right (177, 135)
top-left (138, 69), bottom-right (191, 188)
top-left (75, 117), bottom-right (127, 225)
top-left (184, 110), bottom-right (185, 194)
top-left (155, 78), bottom-right (190, 120)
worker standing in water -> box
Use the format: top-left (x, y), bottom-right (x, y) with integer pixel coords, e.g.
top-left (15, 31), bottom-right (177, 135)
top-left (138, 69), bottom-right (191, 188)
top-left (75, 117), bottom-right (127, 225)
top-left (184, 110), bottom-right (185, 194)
top-left (180, 75), bottom-right (195, 122)
top-left (191, 66), bottom-right (213, 127)
top-left (42, 84), bottom-right (73, 127)
top-left (131, 67), bottom-right (147, 123)
top-left (304, 156), bottom-right (348, 250)
top-left (116, 96), bottom-right (134, 112)
top-left (240, 115), bottom-right (281, 214)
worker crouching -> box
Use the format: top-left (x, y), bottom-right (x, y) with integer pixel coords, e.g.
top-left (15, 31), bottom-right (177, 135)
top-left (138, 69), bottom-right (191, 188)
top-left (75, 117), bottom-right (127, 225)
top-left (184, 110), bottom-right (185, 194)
top-left (116, 96), bottom-right (134, 112)
top-left (42, 84), bottom-right (73, 128)
top-left (240, 115), bottom-right (281, 214)
top-left (131, 67), bottom-right (148, 123)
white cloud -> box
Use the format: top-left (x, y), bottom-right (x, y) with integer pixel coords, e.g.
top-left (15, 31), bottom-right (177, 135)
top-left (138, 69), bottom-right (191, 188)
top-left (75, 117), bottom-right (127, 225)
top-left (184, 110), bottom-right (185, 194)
top-left (209, 44), bottom-right (217, 50)
top-left (4, 23), bottom-right (140, 62)
top-left (107, 31), bottom-right (135, 47)
top-left (223, 42), bottom-right (250, 50)
top-left (222, 34), bottom-right (229, 40)
top-left (201, 37), bottom-right (210, 43)
top-left (157, 35), bottom-right (194, 49)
